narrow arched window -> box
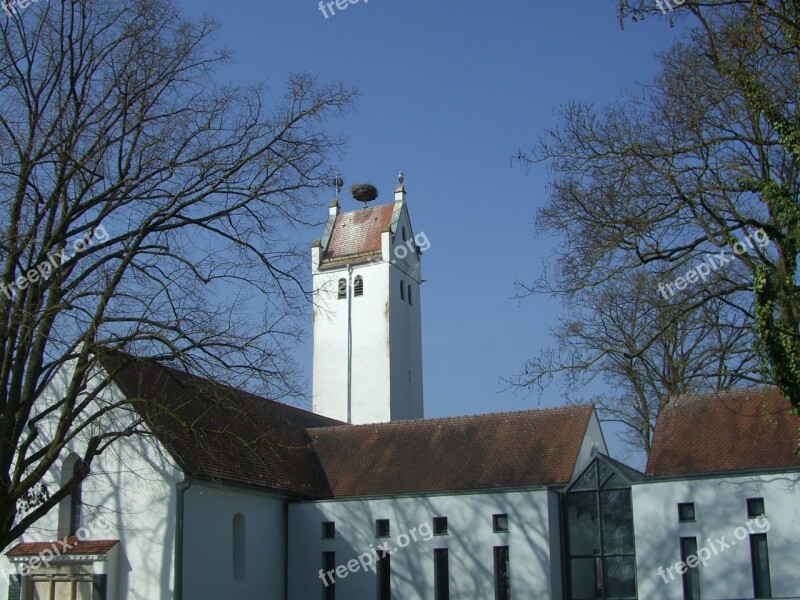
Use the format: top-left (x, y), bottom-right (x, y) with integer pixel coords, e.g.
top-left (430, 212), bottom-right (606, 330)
top-left (58, 453), bottom-right (85, 538)
top-left (400, 280), bottom-right (405, 300)
top-left (354, 275), bottom-right (363, 297)
top-left (402, 226), bottom-right (407, 241)
top-left (408, 284), bottom-right (413, 305)
top-left (337, 278), bottom-right (347, 300)
top-left (233, 513), bottom-right (246, 580)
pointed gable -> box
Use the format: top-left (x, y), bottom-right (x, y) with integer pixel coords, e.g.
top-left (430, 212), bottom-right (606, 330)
top-left (321, 203), bottom-right (396, 268)
top-left (646, 387), bottom-right (800, 477)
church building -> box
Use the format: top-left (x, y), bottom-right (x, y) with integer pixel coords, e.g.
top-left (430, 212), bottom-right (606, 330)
top-left (2, 175), bottom-right (799, 600)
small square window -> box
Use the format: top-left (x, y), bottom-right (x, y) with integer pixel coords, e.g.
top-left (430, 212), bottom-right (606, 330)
top-left (322, 521), bottom-right (335, 539)
top-left (376, 519), bottom-right (390, 537)
top-left (747, 497), bottom-right (765, 518)
top-left (433, 516), bottom-right (448, 536)
top-left (678, 502), bottom-right (696, 522)
top-left (493, 514), bottom-right (509, 532)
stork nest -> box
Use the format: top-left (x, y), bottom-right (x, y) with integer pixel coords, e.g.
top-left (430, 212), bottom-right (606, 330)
top-left (351, 183), bottom-right (379, 202)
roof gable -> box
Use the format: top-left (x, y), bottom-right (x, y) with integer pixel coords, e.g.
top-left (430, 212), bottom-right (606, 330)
top-left (321, 203), bottom-right (396, 266)
top-left (646, 387), bottom-right (800, 477)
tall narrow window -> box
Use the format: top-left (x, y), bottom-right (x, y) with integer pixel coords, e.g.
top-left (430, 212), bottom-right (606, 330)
top-left (377, 551), bottom-right (391, 600)
top-left (402, 226), bottom-right (407, 241)
top-left (400, 280), bottom-right (405, 301)
top-left (680, 537), bottom-right (700, 600)
top-left (337, 278), bottom-right (347, 300)
top-left (354, 275), bottom-right (363, 297)
top-left (69, 460), bottom-right (82, 536)
top-left (408, 284), bottom-right (413, 305)
top-left (494, 546), bottom-right (510, 600)
top-left (434, 548), bottom-right (449, 600)
top-left (322, 551), bottom-right (336, 600)
top-left (565, 457), bottom-right (638, 599)
top-left (750, 533), bottom-right (772, 598)
top-left (233, 513), bottom-right (246, 580)
top-left (58, 454), bottom-right (85, 538)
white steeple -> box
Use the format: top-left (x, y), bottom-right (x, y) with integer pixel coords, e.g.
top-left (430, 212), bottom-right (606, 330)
top-left (311, 173), bottom-right (424, 424)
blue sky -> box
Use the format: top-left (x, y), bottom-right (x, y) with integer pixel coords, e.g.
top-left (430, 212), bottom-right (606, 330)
top-left (175, 0), bottom-right (686, 465)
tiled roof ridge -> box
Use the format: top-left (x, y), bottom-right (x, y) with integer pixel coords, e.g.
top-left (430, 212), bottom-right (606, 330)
top-left (308, 403), bottom-right (593, 432)
top-left (664, 385), bottom-right (781, 409)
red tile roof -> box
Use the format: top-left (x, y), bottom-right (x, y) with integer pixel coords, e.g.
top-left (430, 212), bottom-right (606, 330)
top-left (99, 353), bottom-right (342, 497)
top-left (6, 538), bottom-right (118, 557)
top-left (646, 387), bottom-right (800, 477)
top-left (100, 354), bottom-right (594, 498)
top-left (322, 203), bottom-right (395, 266)
top-left (309, 405), bottom-right (594, 497)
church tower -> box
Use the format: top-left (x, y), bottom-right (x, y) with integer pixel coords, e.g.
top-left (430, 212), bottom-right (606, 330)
top-left (311, 174), bottom-right (424, 424)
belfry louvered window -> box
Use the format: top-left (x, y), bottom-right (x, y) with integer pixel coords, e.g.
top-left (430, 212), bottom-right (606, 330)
top-left (354, 276), bottom-right (363, 297)
top-left (337, 278), bottom-right (346, 300)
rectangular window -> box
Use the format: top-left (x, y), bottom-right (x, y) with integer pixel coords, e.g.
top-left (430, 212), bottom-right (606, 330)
top-left (322, 552), bottom-right (336, 600)
top-left (434, 548), bottom-right (449, 600)
top-left (747, 497), bottom-right (766, 518)
top-left (750, 533), bottom-right (772, 598)
top-left (377, 552), bottom-right (391, 600)
top-left (678, 502), bottom-right (696, 522)
top-left (680, 537), bottom-right (700, 600)
top-left (376, 519), bottom-right (390, 538)
top-left (494, 546), bottom-right (510, 600)
top-left (322, 521), bottom-right (335, 539)
top-left (493, 513), bottom-right (509, 532)
top-left (433, 517), bottom-right (448, 536)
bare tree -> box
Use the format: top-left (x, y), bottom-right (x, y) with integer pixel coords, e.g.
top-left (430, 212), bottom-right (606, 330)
top-left (0, 0), bottom-right (355, 548)
top-left (515, 0), bottom-right (799, 450)
top-left (512, 270), bottom-right (758, 457)
top-left (616, 0), bottom-right (800, 407)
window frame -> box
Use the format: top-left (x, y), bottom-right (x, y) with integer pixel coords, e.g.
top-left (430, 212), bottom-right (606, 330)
top-left (433, 516), bottom-right (448, 536)
top-left (750, 533), bottom-right (772, 598)
top-left (493, 545), bottom-right (511, 600)
top-left (493, 513), bottom-right (509, 533)
top-left (337, 278), bottom-right (347, 300)
top-left (680, 537), bottom-right (701, 600)
top-left (322, 551), bottom-right (336, 600)
top-left (376, 519), bottom-right (390, 538)
top-left (678, 502), bottom-right (696, 523)
top-left (747, 497), bottom-right (766, 519)
top-left (434, 548), bottom-right (449, 600)
top-left (233, 512), bottom-right (246, 581)
top-left (322, 521), bottom-right (336, 539)
top-left (353, 275), bottom-right (363, 297)
top-left (377, 550), bottom-right (391, 600)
